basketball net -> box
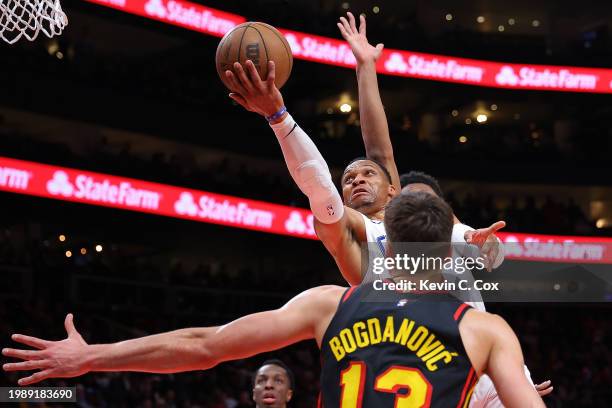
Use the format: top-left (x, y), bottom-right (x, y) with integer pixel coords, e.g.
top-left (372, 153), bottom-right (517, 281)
top-left (0, 0), bottom-right (67, 44)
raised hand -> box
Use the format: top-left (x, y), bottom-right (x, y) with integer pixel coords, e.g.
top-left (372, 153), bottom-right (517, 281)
top-left (3, 314), bottom-right (90, 385)
top-left (337, 12), bottom-right (384, 65)
top-left (225, 60), bottom-right (285, 119)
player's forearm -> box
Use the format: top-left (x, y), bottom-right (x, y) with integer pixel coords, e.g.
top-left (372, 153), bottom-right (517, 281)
top-left (356, 61), bottom-right (393, 161)
top-left (270, 113), bottom-right (328, 178)
top-left (500, 387), bottom-right (546, 408)
top-left (270, 113), bottom-right (344, 224)
top-left (87, 327), bottom-right (219, 373)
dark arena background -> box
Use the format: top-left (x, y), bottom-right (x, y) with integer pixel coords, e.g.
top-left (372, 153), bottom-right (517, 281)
top-left (1, 0), bottom-right (612, 407)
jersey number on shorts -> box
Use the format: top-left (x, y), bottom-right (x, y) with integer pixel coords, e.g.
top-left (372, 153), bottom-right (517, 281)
top-left (340, 361), bottom-right (433, 408)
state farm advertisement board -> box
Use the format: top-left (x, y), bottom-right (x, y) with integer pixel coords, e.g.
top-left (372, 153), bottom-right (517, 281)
top-left (85, 0), bottom-right (245, 36)
top-left (0, 157), bottom-right (315, 240)
top-left (2, 156), bottom-right (611, 264)
top-left (85, 0), bottom-right (612, 93)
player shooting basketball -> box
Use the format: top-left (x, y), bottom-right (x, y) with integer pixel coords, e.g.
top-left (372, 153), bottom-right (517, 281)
top-left (3, 192), bottom-right (545, 408)
top-left (225, 57), bottom-right (503, 288)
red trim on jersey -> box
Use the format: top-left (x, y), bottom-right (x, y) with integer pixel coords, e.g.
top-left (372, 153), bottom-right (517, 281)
top-left (342, 286), bottom-right (358, 303)
top-left (317, 392), bottom-right (322, 408)
top-left (461, 379), bottom-right (478, 408)
top-left (456, 367), bottom-right (476, 408)
top-left (453, 303), bottom-right (470, 321)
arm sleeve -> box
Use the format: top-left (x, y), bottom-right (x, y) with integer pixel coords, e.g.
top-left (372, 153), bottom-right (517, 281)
top-left (270, 113), bottom-right (344, 224)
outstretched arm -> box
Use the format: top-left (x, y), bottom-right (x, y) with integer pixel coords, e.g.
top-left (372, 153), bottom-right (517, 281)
top-left (226, 60), bottom-right (366, 285)
top-left (337, 12), bottom-right (400, 191)
top-left (226, 60), bottom-right (344, 225)
top-left (3, 287), bottom-right (341, 385)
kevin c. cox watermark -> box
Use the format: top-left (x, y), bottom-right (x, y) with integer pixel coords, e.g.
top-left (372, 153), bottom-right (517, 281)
top-left (371, 254), bottom-right (500, 292)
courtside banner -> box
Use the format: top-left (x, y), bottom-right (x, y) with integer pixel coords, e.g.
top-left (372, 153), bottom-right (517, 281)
top-left (0, 157), bottom-right (316, 240)
top-left (85, 0), bottom-right (246, 37)
top-left (85, 0), bottom-right (612, 94)
top-left (2, 156), bottom-right (612, 263)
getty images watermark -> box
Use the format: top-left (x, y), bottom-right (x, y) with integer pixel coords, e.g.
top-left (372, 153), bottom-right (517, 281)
top-left (370, 253), bottom-right (500, 293)
top-left (360, 241), bottom-right (612, 303)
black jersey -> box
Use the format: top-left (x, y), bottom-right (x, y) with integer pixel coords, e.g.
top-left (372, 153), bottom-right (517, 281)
top-left (319, 284), bottom-right (477, 408)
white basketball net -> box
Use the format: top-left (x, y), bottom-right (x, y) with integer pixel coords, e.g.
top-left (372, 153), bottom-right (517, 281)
top-left (0, 0), bottom-right (68, 44)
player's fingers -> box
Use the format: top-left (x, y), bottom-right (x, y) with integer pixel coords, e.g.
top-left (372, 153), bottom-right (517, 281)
top-left (266, 61), bottom-right (276, 89)
top-left (339, 16), bottom-right (352, 34)
top-left (376, 43), bottom-right (384, 52)
top-left (535, 380), bottom-right (552, 390)
top-left (347, 12), bottom-right (358, 33)
top-left (359, 13), bottom-right (366, 35)
top-left (2, 348), bottom-right (44, 361)
top-left (225, 70), bottom-right (246, 94)
top-left (233, 62), bottom-right (255, 93)
top-left (469, 233), bottom-right (486, 248)
top-left (244, 60), bottom-right (265, 89)
top-left (3, 359), bottom-right (51, 372)
top-left (337, 22), bottom-right (350, 39)
top-left (11, 334), bottom-right (51, 350)
top-left (465, 231), bottom-right (482, 246)
top-left (64, 313), bottom-right (77, 337)
top-left (537, 385), bottom-right (554, 397)
top-left (18, 369), bottom-right (54, 386)
top-left (487, 221), bottom-right (506, 234)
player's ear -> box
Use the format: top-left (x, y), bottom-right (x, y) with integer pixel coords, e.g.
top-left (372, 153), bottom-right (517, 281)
top-left (388, 183), bottom-right (397, 197)
top-left (287, 389), bottom-right (293, 401)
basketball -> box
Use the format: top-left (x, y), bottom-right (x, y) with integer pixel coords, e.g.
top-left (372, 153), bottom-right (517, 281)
top-left (216, 22), bottom-right (293, 90)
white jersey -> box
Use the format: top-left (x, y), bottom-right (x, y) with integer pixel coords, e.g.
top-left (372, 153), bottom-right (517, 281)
top-left (358, 214), bottom-right (533, 408)
top-left (359, 213), bottom-right (390, 284)
top-left (360, 213), bottom-right (486, 311)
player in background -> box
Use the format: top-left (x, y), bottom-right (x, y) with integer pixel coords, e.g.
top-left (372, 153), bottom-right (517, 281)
top-left (252, 359), bottom-right (294, 408)
top-left (3, 192), bottom-right (545, 408)
top-left (225, 59), bottom-right (503, 288)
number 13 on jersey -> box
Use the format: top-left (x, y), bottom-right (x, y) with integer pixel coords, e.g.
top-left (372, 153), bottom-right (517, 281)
top-left (340, 361), bottom-right (433, 407)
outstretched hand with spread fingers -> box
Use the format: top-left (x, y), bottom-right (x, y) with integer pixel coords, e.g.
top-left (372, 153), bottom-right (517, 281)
top-left (3, 313), bottom-right (90, 386)
top-left (337, 11), bottom-right (384, 64)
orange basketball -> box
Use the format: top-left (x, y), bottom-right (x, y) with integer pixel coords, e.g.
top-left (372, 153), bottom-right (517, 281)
top-left (216, 22), bottom-right (293, 90)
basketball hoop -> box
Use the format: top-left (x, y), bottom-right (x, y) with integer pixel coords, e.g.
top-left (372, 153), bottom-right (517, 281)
top-left (0, 0), bottom-right (68, 44)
